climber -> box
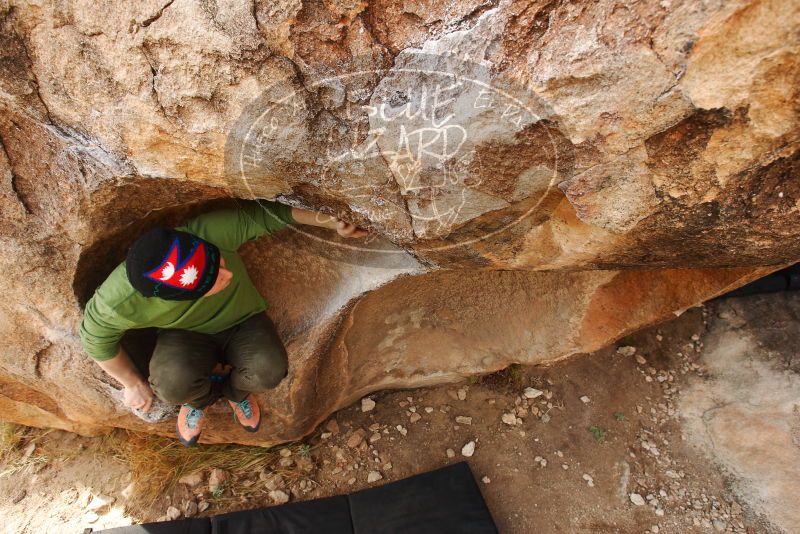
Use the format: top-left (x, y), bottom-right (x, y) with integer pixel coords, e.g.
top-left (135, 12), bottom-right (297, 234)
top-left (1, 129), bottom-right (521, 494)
top-left (79, 200), bottom-right (367, 446)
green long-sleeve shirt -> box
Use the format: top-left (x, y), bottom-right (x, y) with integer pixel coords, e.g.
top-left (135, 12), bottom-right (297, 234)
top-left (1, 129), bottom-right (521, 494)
top-left (79, 201), bottom-right (295, 361)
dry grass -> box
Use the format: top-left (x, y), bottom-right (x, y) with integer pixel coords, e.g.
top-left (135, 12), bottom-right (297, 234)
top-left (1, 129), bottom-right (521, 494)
top-left (0, 421), bottom-right (26, 457)
top-left (1, 422), bottom-right (315, 518)
top-left (102, 430), bottom-right (312, 515)
top-left (0, 421), bottom-right (54, 477)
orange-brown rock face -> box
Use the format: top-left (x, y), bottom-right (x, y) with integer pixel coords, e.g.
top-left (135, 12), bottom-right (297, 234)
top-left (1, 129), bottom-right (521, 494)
top-left (0, 0), bottom-right (797, 444)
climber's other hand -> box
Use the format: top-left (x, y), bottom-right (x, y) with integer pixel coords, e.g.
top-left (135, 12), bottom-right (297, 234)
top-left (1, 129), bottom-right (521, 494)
top-left (336, 219), bottom-right (369, 238)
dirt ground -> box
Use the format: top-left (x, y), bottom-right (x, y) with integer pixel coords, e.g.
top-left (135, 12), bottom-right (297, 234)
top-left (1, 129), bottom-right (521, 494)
top-left (1, 292), bottom-right (798, 534)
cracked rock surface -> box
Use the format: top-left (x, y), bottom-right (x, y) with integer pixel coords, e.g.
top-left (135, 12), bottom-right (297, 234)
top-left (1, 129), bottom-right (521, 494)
top-left (0, 0), bottom-right (797, 444)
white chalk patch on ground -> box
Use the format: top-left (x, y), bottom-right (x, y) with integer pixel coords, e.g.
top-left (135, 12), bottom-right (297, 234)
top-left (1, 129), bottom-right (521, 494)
top-left (679, 302), bottom-right (800, 534)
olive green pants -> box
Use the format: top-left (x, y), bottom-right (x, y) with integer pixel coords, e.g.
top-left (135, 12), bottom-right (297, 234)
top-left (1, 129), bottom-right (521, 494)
top-left (144, 313), bottom-right (288, 409)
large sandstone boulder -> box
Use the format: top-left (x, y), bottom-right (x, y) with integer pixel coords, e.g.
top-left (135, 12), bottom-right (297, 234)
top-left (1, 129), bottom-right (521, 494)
top-left (0, 0), bottom-right (797, 444)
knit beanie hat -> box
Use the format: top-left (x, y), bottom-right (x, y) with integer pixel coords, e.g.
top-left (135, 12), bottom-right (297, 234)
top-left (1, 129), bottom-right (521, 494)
top-left (125, 228), bottom-right (221, 300)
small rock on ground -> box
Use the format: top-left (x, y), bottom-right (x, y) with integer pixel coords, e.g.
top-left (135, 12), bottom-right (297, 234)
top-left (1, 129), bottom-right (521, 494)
top-left (87, 494), bottom-right (115, 512)
top-left (346, 429), bottom-right (366, 448)
top-left (325, 419), bottom-right (340, 434)
top-left (361, 398), bottom-right (376, 412)
top-left (183, 500), bottom-right (198, 518)
top-left (523, 387), bottom-right (543, 399)
top-left (617, 346), bottom-right (637, 356)
top-left (269, 490), bottom-right (290, 505)
top-left (462, 441), bottom-right (476, 457)
top-left (178, 472), bottom-right (203, 488)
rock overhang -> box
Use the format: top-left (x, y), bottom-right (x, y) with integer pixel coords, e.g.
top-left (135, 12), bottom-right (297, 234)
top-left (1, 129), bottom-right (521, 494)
top-left (0, 0), bottom-right (796, 444)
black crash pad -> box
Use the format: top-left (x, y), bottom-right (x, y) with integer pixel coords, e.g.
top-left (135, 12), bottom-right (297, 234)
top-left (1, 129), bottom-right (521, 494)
top-left (212, 494), bottom-right (353, 534)
top-left (94, 518), bottom-right (211, 534)
top-left (93, 462), bottom-right (497, 534)
top-left (348, 461), bottom-right (497, 534)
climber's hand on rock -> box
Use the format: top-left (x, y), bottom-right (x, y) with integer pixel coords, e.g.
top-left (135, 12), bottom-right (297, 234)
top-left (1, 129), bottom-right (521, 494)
top-left (124, 380), bottom-right (155, 412)
top-left (290, 207), bottom-right (369, 238)
top-left (336, 219), bottom-right (369, 238)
